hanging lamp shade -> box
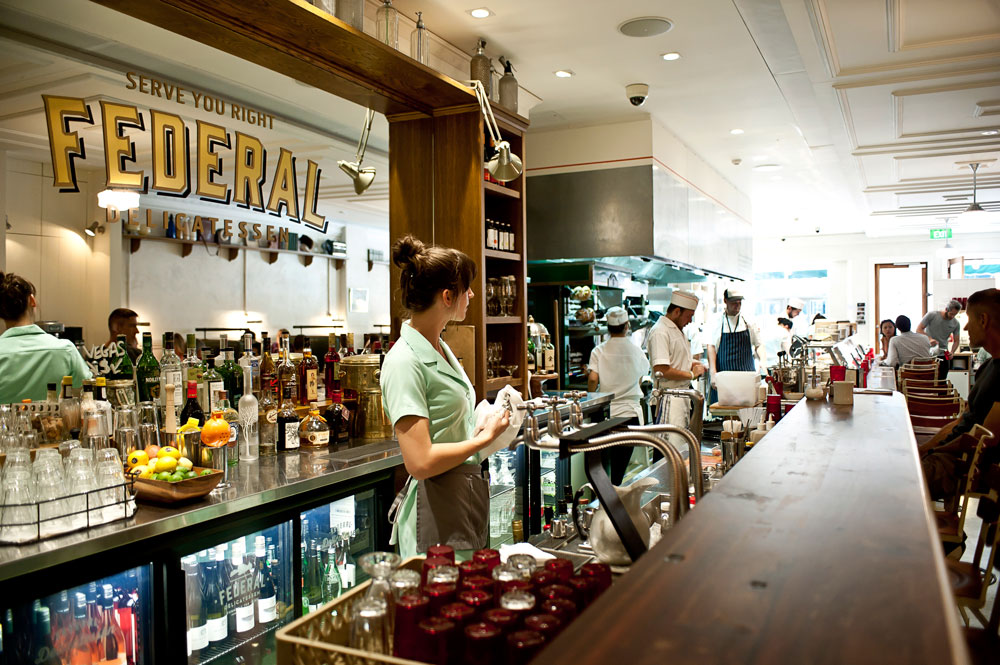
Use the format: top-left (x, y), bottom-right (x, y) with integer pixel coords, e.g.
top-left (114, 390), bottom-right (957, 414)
top-left (337, 160), bottom-right (377, 195)
top-left (488, 141), bottom-right (523, 183)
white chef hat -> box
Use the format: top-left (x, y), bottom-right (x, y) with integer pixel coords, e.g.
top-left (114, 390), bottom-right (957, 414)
top-left (670, 289), bottom-right (699, 310)
top-left (788, 297), bottom-right (805, 310)
top-left (605, 306), bottom-right (629, 326)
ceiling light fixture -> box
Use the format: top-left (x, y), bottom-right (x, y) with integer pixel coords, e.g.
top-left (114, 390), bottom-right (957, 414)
top-left (753, 164), bottom-right (782, 172)
top-left (467, 79), bottom-right (522, 182)
top-left (338, 108), bottom-right (377, 195)
top-left (97, 189), bottom-right (140, 210)
top-left (661, 52), bottom-right (681, 61)
top-left (468, 8), bottom-right (493, 19)
top-left (554, 70), bottom-right (574, 78)
top-left (958, 161), bottom-right (994, 222)
top-left (730, 128), bottom-right (744, 135)
top-left (981, 130), bottom-right (998, 136)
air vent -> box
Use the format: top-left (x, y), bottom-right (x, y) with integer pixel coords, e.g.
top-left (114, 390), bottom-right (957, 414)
top-left (617, 17), bottom-right (674, 37)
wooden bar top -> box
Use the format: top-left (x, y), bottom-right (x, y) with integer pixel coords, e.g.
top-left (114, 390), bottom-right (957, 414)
top-left (542, 393), bottom-right (969, 665)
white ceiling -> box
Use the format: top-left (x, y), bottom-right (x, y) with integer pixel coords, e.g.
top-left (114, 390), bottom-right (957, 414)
top-left (391, 0), bottom-right (1000, 238)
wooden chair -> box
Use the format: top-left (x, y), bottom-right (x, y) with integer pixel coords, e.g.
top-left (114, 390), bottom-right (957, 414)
top-left (963, 566), bottom-right (1000, 664)
top-left (905, 393), bottom-right (962, 407)
top-left (900, 367), bottom-right (939, 382)
top-left (947, 482), bottom-right (1000, 627)
top-left (935, 426), bottom-right (992, 547)
top-left (903, 378), bottom-right (952, 388)
top-left (906, 357), bottom-right (939, 368)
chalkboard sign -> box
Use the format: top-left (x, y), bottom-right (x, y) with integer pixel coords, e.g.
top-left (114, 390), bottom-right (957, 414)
top-left (82, 340), bottom-right (129, 377)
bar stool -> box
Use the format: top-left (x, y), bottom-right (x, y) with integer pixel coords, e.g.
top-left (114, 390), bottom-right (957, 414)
top-left (935, 426), bottom-right (992, 548)
top-left (946, 472), bottom-right (1000, 627)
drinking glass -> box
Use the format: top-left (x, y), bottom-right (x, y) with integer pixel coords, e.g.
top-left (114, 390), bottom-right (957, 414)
top-left (389, 568), bottom-right (422, 601)
top-left (427, 565), bottom-right (460, 586)
top-left (138, 402), bottom-right (161, 450)
top-left (65, 464), bottom-right (95, 528)
top-left (507, 554), bottom-right (538, 576)
top-left (360, 551), bottom-right (402, 648)
top-left (115, 428), bottom-right (139, 462)
top-left (35, 473), bottom-right (68, 536)
top-left (96, 461), bottom-right (126, 523)
top-left (349, 596), bottom-right (391, 656)
top-left (1, 477), bottom-right (36, 542)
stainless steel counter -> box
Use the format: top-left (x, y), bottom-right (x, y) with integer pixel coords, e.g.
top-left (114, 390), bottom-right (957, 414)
top-left (0, 391), bottom-right (615, 582)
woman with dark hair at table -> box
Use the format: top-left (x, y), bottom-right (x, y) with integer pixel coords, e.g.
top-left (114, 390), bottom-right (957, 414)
top-left (879, 319), bottom-right (897, 360)
top-left (0, 271), bottom-right (91, 403)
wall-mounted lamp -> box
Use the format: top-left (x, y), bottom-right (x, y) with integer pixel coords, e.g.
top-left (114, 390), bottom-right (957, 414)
top-left (338, 108), bottom-right (377, 195)
top-left (97, 189), bottom-right (140, 210)
top-left (467, 79), bottom-right (522, 182)
top-left (84, 221), bottom-right (105, 237)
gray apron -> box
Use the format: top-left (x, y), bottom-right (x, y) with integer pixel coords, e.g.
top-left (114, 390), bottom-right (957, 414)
top-left (388, 462), bottom-right (490, 553)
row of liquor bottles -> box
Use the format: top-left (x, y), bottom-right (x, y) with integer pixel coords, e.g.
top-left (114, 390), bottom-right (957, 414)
top-left (485, 218), bottom-right (517, 252)
top-left (0, 568), bottom-right (145, 665)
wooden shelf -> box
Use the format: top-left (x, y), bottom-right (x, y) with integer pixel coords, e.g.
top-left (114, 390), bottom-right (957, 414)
top-left (126, 235), bottom-right (346, 266)
top-left (484, 249), bottom-right (521, 261)
top-left (485, 376), bottom-right (519, 393)
top-left (485, 316), bottom-right (523, 325)
top-left (484, 181), bottom-right (521, 199)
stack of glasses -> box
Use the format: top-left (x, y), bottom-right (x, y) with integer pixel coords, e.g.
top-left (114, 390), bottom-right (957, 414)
top-left (341, 547), bottom-right (612, 665)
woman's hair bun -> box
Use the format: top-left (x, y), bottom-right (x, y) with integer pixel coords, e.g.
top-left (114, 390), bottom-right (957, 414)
top-left (392, 234), bottom-right (426, 269)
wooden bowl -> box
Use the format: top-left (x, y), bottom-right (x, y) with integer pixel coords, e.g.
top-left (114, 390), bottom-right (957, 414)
top-left (133, 466), bottom-right (223, 503)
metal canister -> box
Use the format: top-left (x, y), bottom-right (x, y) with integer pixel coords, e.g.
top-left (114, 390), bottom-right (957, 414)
top-left (340, 355), bottom-right (393, 441)
top-left (105, 379), bottom-right (137, 409)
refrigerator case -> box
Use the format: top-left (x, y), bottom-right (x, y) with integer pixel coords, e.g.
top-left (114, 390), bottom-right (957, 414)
top-left (183, 522), bottom-right (294, 665)
top-left (1, 563), bottom-right (152, 665)
top-left (300, 488), bottom-right (376, 614)
top-left (487, 446), bottom-right (525, 547)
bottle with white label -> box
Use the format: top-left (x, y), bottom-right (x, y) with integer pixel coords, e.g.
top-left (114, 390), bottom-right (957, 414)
top-left (543, 334), bottom-right (556, 373)
top-left (277, 384), bottom-right (300, 451)
top-left (255, 536), bottom-right (277, 625)
top-left (205, 549), bottom-right (228, 642)
top-left (160, 332), bottom-right (184, 417)
top-left (299, 406), bottom-right (330, 450)
top-left (184, 556), bottom-right (208, 655)
top-left (232, 541), bottom-right (256, 634)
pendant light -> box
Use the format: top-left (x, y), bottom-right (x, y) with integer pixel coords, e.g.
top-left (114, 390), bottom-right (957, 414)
top-left (467, 79), bottom-right (522, 183)
top-left (338, 108), bottom-right (376, 195)
top-left (958, 161), bottom-right (994, 222)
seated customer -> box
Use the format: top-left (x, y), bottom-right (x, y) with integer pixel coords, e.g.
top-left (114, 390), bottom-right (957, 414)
top-left (883, 315), bottom-right (932, 369)
top-left (920, 288), bottom-right (1000, 500)
top-left (0, 271), bottom-right (92, 403)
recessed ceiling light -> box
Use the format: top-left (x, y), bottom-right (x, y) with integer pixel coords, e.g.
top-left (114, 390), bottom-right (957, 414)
top-left (468, 8), bottom-right (493, 19)
top-left (753, 164), bottom-right (782, 172)
top-left (554, 70), bottom-right (574, 78)
top-left (730, 128), bottom-right (744, 135)
top-left (982, 130), bottom-right (999, 136)
top-left (618, 16), bottom-right (674, 37)
top-left (661, 52), bottom-right (681, 61)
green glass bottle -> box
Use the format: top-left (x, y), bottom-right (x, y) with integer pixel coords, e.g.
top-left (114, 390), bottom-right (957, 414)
top-left (116, 334), bottom-right (135, 380)
top-left (136, 332), bottom-right (161, 402)
top-left (221, 348), bottom-right (243, 401)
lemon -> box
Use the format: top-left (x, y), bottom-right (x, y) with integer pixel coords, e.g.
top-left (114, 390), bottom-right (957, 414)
top-left (177, 457), bottom-right (194, 471)
top-left (139, 467), bottom-right (156, 479)
top-left (178, 418), bottom-right (201, 433)
top-left (129, 464), bottom-right (149, 477)
top-left (159, 446), bottom-right (181, 460)
top-left (127, 450), bottom-right (149, 469)
top-left (154, 456), bottom-right (178, 473)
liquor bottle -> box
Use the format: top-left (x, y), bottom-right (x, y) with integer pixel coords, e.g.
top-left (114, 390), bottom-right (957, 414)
top-left (258, 379), bottom-right (278, 457)
top-left (163, 380), bottom-right (178, 449)
top-left (97, 584), bottom-right (127, 664)
top-left (32, 606), bottom-right (60, 665)
top-left (121, 567), bottom-right (140, 665)
top-left (232, 542), bottom-right (256, 635)
top-left (255, 536), bottom-right (277, 626)
top-left (69, 592), bottom-right (93, 665)
top-left (159, 332), bottom-right (183, 413)
top-left (322, 544), bottom-right (342, 602)
top-left (277, 336), bottom-right (298, 405)
top-left (46, 382), bottom-right (57, 403)
top-left (86, 581), bottom-right (103, 662)
top-left (183, 556), bottom-right (208, 656)
top-left (217, 391), bottom-right (240, 462)
top-left (298, 344), bottom-right (319, 404)
top-left (544, 335), bottom-right (556, 373)
top-left (323, 391), bottom-right (351, 446)
top-left (201, 357), bottom-right (225, 413)
top-left (180, 380), bottom-right (205, 427)
top-left (276, 384), bottom-right (300, 452)
top-left (182, 334), bottom-right (201, 383)
top-left (49, 591), bottom-right (73, 664)
top-left (116, 334), bottom-right (135, 381)
top-left (304, 540), bottom-right (324, 613)
top-left (92, 377), bottom-right (114, 436)
top-left (259, 333), bottom-right (276, 397)
top-left (299, 408), bottom-right (329, 449)
top-left (338, 532), bottom-right (357, 588)
top-left (214, 334), bottom-right (228, 368)
top-left (136, 332), bottom-right (161, 402)
top-left (324, 333), bottom-right (341, 394)
top-left (205, 549), bottom-right (228, 643)
top-left (238, 366), bottom-right (259, 462)
top-left (527, 336), bottom-right (536, 372)
top-left (237, 333), bottom-right (260, 396)
top-left (228, 348), bottom-right (245, 400)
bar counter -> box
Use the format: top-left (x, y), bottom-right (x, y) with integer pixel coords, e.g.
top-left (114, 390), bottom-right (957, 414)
top-left (539, 393), bottom-right (970, 665)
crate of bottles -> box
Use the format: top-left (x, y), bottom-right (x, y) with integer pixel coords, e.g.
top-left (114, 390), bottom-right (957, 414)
top-left (276, 548), bottom-right (613, 665)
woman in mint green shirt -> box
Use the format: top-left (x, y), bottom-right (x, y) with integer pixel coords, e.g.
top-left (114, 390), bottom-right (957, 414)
top-left (0, 271), bottom-right (91, 403)
top-left (381, 236), bottom-right (509, 559)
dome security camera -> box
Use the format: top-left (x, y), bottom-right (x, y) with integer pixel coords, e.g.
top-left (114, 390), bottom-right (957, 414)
top-left (626, 83), bottom-right (649, 107)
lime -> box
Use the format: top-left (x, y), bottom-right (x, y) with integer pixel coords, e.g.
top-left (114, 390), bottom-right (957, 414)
top-left (169, 472), bottom-right (185, 482)
top-left (199, 469), bottom-right (213, 476)
top-left (155, 471), bottom-right (172, 481)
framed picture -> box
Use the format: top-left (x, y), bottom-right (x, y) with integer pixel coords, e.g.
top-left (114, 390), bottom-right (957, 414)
top-left (350, 288), bottom-right (369, 313)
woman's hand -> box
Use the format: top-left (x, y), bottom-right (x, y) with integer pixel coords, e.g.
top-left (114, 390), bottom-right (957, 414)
top-left (475, 408), bottom-right (510, 444)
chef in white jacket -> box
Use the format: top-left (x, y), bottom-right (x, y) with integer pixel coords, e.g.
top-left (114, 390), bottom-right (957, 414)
top-left (787, 297), bottom-right (810, 339)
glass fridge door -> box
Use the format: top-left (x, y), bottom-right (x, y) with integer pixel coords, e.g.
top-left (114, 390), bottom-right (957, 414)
top-left (1, 563), bottom-right (152, 665)
top-left (299, 488), bottom-right (376, 613)
top-left (488, 446), bottom-right (525, 547)
top-left (182, 521), bottom-right (294, 665)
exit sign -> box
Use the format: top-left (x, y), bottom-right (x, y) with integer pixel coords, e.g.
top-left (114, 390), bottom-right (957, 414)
top-left (930, 228), bottom-right (953, 240)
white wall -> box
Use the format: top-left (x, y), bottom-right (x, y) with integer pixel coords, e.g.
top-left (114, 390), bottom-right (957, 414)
top-left (753, 231), bottom-right (1000, 347)
top-left (3, 158), bottom-right (113, 342)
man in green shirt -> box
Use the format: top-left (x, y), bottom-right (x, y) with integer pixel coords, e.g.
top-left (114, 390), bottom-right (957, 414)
top-left (0, 272), bottom-right (92, 403)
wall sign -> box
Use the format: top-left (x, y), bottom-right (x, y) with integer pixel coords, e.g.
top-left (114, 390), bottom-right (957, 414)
top-left (41, 72), bottom-right (328, 234)
top-left (856, 302), bottom-right (866, 325)
top-left (82, 340), bottom-right (130, 377)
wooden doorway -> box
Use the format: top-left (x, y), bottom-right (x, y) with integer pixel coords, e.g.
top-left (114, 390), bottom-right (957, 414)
top-left (874, 262), bottom-right (928, 355)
